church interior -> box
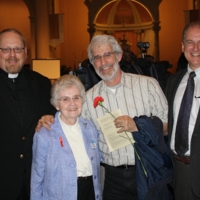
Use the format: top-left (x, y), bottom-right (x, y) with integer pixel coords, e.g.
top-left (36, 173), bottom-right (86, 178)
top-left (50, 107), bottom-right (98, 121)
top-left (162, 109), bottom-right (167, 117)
top-left (0, 0), bottom-right (200, 77)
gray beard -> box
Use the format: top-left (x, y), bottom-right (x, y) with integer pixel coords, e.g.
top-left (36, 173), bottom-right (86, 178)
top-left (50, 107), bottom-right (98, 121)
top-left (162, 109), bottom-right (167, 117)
top-left (95, 62), bottom-right (120, 81)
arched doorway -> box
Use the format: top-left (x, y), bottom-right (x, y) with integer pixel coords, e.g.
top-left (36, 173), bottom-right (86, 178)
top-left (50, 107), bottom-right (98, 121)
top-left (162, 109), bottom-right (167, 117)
top-left (85, 0), bottom-right (162, 61)
top-left (23, 0), bottom-right (36, 60)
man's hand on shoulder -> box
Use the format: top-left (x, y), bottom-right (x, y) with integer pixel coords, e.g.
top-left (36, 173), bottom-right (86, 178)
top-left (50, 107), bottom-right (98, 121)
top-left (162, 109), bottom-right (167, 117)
top-left (35, 115), bottom-right (55, 132)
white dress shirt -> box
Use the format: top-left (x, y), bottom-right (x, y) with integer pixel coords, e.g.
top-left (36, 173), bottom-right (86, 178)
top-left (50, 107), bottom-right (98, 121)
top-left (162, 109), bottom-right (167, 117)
top-left (58, 113), bottom-right (93, 176)
top-left (171, 67), bottom-right (200, 156)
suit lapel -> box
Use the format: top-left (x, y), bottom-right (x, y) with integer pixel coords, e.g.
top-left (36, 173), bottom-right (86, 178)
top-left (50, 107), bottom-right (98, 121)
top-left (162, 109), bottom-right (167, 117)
top-left (170, 70), bottom-right (187, 105)
top-left (168, 70), bottom-right (187, 139)
top-left (79, 118), bottom-right (92, 154)
top-left (193, 100), bottom-right (200, 133)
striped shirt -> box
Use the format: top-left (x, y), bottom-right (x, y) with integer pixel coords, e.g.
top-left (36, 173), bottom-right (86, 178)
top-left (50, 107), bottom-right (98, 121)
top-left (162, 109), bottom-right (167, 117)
top-left (81, 72), bottom-right (168, 166)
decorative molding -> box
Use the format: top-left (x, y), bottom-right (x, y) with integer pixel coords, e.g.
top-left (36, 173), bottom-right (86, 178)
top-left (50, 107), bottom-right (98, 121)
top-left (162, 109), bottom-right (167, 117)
top-left (84, 0), bottom-right (162, 60)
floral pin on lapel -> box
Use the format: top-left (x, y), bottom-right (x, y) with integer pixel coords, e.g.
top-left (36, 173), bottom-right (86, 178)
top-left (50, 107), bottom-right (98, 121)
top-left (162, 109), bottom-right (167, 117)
top-left (59, 137), bottom-right (64, 147)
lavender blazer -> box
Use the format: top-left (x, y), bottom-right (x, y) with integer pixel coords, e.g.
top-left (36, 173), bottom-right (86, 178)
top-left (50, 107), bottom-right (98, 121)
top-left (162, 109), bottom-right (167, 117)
top-left (31, 112), bottom-right (102, 200)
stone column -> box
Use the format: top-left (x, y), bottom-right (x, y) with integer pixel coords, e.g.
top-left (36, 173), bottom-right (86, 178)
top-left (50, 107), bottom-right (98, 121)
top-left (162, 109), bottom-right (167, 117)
top-left (152, 21), bottom-right (161, 61)
top-left (135, 30), bottom-right (143, 57)
top-left (34, 0), bottom-right (50, 58)
top-left (29, 16), bottom-right (36, 59)
top-left (87, 23), bottom-right (96, 41)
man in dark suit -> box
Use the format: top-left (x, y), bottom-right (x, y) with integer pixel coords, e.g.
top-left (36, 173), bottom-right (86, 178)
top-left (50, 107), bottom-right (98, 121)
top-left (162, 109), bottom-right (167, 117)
top-left (0, 28), bottom-right (56, 200)
top-left (165, 21), bottom-right (200, 200)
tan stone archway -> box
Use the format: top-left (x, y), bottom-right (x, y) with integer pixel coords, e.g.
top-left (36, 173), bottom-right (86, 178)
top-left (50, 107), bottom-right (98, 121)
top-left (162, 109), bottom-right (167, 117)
top-left (23, 0), bottom-right (36, 59)
top-left (84, 0), bottom-right (162, 61)
top-left (22, 0), bottom-right (53, 60)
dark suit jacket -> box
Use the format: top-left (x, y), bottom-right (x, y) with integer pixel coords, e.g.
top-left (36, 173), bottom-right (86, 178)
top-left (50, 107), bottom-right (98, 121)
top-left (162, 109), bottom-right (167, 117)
top-left (0, 68), bottom-right (56, 199)
top-left (165, 69), bottom-right (200, 198)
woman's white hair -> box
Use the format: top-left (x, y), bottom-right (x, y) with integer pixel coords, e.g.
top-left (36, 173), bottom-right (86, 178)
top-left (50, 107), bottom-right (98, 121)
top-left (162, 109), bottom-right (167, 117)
top-left (50, 74), bottom-right (85, 107)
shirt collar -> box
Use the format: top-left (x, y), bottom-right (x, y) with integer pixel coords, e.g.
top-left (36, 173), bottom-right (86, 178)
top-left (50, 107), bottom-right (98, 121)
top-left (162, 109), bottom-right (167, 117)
top-left (100, 71), bottom-right (132, 92)
top-left (120, 71), bottom-right (133, 89)
top-left (8, 73), bottom-right (18, 79)
top-left (58, 112), bottom-right (79, 129)
top-left (187, 66), bottom-right (200, 78)
top-left (0, 68), bottom-right (22, 79)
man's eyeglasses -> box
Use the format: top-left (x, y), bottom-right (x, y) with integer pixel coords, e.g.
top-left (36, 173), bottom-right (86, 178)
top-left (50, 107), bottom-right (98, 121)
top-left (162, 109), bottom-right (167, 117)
top-left (56, 95), bottom-right (82, 104)
top-left (0, 47), bottom-right (25, 54)
top-left (92, 52), bottom-right (115, 62)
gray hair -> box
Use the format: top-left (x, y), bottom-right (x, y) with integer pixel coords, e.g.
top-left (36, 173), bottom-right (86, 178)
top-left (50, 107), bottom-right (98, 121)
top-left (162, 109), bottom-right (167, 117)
top-left (50, 75), bottom-right (85, 107)
top-left (87, 34), bottom-right (123, 64)
top-left (0, 28), bottom-right (26, 47)
top-left (182, 21), bottom-right (200, 42)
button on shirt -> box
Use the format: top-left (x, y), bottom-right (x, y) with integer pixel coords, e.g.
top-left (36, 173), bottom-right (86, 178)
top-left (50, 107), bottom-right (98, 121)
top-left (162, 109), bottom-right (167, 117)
top-left (171, 67), bottom-right (200, 156)
top-left (58, 113), bottom-right (93, 177)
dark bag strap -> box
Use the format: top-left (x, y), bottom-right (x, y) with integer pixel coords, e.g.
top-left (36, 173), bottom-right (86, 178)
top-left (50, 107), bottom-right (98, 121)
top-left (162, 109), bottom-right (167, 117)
top-left (131, 62), bottom-right (144, 75)
top-left (149, 63), bottom-right (159, 81)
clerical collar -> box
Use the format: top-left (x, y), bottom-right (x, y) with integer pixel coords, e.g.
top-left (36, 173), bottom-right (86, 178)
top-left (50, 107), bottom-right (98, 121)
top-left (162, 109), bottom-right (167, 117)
top-left (0, 68), bottom-right (20, 78)
top-left (8, 73), bottom-right (19, 79)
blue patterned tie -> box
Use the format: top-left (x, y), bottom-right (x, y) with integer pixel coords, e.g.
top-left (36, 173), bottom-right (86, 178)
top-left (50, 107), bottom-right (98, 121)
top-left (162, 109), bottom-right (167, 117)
top-left (175, 71), bottom-right (196, 157)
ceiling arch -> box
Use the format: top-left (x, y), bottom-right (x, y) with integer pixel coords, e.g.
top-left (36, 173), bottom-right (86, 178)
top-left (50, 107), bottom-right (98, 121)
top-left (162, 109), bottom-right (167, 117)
top-left (84, 0), bottom-right (162, 60)
top-left (95, 0), bottom-right (153, 33)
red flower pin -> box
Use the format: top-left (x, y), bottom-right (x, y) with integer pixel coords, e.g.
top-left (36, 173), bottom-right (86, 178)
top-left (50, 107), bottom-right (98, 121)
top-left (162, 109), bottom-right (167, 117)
top-left (59, 137), bottom-right (64, 147)
top-left (93, 96), bottom-right (104, 108)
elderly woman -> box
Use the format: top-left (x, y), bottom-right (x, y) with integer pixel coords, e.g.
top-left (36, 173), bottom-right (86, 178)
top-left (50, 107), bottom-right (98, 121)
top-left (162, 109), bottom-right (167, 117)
top-left (31, 75), bottom-right (102, 200)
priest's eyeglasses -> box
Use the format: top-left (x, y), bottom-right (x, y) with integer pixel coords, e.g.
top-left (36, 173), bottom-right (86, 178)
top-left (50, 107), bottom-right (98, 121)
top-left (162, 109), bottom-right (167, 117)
top-left (0, 47), bottom-right (25, 54)
top-left (92, 51), bottom-right (116, 62)
top-left (57, 95), bottom-right (82, 104)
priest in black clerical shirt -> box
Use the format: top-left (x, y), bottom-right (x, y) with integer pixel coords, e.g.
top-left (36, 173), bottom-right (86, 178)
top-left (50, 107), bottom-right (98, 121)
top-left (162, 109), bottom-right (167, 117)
top-left (0, 28), bottom-right (56, 200)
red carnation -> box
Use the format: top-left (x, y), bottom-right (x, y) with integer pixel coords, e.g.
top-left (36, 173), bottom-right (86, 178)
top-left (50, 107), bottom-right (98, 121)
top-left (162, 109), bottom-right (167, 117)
top-left (93, 96), bottom-right (104, 108)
